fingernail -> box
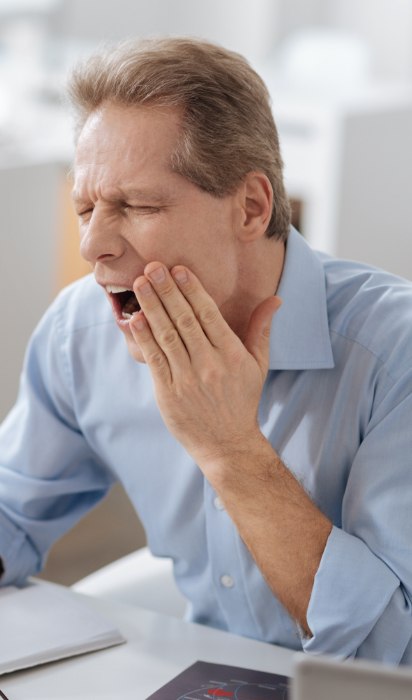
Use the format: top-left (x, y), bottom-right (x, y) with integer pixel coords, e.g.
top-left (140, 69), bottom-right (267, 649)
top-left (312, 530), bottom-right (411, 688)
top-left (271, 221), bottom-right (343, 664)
top-left (148, 266), bottom-right (166, 283)
top-left (172, 268), bottom-right (188, 284)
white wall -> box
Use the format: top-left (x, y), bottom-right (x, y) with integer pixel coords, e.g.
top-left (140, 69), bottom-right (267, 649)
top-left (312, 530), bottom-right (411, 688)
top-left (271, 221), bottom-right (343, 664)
top-left (273, 0), bottom-right (412, 82)
top-left (0, 161), bottom-right (61, 420)
top-left (329, 0), bottom-right (412, 81)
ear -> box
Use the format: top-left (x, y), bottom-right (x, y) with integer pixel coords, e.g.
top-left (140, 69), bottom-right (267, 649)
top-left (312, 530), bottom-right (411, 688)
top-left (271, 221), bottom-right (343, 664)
top-left (235, 171), bottom-right (273, 242)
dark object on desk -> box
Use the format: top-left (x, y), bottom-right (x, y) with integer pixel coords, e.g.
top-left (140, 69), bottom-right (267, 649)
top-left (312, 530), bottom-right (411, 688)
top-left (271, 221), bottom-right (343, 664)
top-left (146, 660), bottom-right (289, 699)
top-left (0, 689), bottom-right (10, 700)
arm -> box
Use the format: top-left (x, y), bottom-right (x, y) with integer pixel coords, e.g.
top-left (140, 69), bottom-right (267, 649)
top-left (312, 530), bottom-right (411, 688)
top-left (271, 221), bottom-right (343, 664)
top-left (128, 262), bottom-right (332, 634)
top-left (0, 293), bottom-right (114, 586)
top-left (303, 382), bottom-right (412, 663)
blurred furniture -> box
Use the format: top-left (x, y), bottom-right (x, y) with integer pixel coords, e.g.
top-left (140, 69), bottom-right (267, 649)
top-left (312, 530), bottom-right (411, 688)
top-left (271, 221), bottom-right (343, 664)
top-left (72, 546), bottom-right (187, 618)
top-left (274, 88), bottom-right (412, 279)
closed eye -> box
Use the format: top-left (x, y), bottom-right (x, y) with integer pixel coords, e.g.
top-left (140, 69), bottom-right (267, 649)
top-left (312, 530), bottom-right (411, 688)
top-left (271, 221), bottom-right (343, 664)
top-left (126, 205), bottom-right (161, 215)
top-left (76, 207), bottom-right (94, 220)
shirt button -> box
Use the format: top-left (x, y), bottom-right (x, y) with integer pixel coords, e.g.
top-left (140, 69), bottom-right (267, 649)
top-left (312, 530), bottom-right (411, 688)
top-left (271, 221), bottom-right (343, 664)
top-left (214, 496), bottom-right (225, 511)
top-left (220, 574), bottom-right (235, 589)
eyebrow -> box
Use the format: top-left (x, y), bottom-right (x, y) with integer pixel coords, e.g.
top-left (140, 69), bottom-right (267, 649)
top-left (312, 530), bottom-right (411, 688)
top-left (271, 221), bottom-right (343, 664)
top-left (71, 187), bottom-right (172, 206)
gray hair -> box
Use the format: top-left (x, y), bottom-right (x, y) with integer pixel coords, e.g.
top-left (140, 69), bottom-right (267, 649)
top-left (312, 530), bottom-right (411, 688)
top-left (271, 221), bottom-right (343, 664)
top-left (68, 37), bottom-right (291, 240)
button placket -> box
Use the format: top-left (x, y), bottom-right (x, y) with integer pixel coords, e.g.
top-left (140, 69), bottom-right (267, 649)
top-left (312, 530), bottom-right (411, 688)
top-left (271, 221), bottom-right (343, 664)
top-left (203, 478), bottom-right (259, 635)
top-left (213, 495), bottom-right (225, 511)
top-left (220, 573), bottom-right (235, 589)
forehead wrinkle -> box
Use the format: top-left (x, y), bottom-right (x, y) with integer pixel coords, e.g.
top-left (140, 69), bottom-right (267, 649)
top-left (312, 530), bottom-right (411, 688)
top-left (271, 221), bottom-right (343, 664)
top-left (109, 185), bottom-right (174, 204)
top-left (71, 182), bottom-right (176, 207)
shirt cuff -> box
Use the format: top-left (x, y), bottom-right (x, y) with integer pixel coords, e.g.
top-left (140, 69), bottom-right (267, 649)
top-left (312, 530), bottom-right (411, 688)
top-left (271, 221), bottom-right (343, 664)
top-left (302, 525), bottom-right (400, 659)
top-left (0, 510), bottom-right (39, 586)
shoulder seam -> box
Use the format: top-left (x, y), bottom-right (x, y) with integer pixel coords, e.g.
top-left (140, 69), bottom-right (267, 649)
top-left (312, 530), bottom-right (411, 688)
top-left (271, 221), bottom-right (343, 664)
top-left (330, 327), bottom-right (399, 387)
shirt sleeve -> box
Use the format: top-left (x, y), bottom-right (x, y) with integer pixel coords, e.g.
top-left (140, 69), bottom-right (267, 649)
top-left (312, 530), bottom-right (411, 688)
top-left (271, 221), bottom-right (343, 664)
top-left (302, 371), bottom-right (412, 664)
top-left (0, 295), bottom-right (115, 586)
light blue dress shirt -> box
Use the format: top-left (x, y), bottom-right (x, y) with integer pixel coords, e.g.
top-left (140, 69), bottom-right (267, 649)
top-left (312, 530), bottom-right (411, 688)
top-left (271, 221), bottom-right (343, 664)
top-left (1, 228), bottom-right (412, 664)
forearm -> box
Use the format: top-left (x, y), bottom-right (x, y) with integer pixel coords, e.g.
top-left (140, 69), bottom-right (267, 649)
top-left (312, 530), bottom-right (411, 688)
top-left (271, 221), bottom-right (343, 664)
top-left (203, 433), bottom-right (332, 635)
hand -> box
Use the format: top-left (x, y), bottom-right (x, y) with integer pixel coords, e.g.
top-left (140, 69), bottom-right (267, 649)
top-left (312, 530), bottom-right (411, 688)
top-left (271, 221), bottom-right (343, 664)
top-left (129, 262), bottom-right (281, 471)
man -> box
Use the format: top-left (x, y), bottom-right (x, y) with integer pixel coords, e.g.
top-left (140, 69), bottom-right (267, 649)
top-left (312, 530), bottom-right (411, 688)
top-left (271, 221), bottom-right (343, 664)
top-left (0, 38), bottom-right (411, 664)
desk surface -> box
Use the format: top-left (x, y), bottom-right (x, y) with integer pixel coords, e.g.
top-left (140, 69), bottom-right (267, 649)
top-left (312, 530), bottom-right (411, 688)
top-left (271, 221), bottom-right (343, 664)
top-left (1, 593), bottom-right (295, 699)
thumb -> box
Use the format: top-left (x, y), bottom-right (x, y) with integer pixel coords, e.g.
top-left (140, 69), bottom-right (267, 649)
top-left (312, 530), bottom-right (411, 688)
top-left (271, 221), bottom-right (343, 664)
top-left (244, 296), bottom-right (282, 373)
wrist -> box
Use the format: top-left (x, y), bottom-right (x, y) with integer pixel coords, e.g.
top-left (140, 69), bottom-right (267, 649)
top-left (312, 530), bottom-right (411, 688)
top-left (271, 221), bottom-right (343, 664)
top-left (200, 430), bottom-right (277, 492)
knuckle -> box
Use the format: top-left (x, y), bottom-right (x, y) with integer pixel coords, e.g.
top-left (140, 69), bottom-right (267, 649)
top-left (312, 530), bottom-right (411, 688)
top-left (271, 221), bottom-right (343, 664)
top-left (228, 342), bottom-right (245, 367)
top-left (201, 364), bottom-right (224, 386)
top-left (159, 327), bottom-right (180, 348)
top-left (198, 304), bottom-right (219, 326)
top-left (147, 351), bottom-right (165, 368)
top-left (175, 311), bottom-right (197, 333)
top-left (159, 282), bottom-right (175, 299)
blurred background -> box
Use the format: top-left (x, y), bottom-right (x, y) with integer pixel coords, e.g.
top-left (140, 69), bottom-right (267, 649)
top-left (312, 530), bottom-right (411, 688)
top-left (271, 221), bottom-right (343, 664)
top-left (1, 0), bottom-right (411, 584)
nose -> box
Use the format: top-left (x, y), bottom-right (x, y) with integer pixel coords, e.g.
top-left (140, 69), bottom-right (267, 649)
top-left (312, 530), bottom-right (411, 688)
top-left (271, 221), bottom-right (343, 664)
top-left (79, 205), bottom-right (125, 264)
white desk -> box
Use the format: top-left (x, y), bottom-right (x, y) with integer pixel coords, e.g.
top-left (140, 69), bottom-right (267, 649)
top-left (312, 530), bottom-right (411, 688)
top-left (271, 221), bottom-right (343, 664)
top-left (0, 593), bottom-right (295, 699)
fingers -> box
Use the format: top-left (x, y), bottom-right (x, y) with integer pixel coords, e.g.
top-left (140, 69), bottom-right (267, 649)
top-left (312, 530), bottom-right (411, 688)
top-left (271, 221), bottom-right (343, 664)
top-left (131, 263), bottom-right (233, 360)
top-left (129, 312), bottom-right (173, 382)
top-left (169, 265), bottom-right (234, 348)
top-left (129, 276), bottom-right (192, 373)
top-left (129, 263), bottom-right (211, 373)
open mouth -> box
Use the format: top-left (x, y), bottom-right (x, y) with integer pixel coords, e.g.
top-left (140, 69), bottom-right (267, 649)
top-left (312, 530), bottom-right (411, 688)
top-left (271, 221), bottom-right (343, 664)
top-left (106, 285), bottom-right (141, 320)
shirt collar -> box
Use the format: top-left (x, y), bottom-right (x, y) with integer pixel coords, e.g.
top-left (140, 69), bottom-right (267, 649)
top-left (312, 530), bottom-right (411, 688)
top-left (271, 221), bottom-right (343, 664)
top-left (268, 227), bottom-right (335, 370)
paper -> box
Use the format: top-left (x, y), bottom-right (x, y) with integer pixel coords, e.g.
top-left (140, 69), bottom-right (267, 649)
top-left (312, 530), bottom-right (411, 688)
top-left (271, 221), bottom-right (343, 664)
top-left (0, 580), bottom-right (125, 675)
top-left (146, 660), bottom-right (289, 699)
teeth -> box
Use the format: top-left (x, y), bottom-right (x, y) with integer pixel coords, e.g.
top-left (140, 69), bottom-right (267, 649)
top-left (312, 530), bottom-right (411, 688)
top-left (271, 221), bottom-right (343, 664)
top-left (106, 285), bottom-right (132, 294)
top-left (122, 312), bottom-right (133, 319)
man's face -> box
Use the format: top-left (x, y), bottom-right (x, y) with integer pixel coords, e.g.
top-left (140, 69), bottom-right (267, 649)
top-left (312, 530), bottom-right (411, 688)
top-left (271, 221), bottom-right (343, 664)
top-left (73, 103), bottom-right (241, 361)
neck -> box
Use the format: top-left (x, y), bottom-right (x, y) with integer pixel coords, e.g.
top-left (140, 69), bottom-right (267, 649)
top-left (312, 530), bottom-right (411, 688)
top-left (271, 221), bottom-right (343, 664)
top-left (222, 236), bottom-right (285, 342)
